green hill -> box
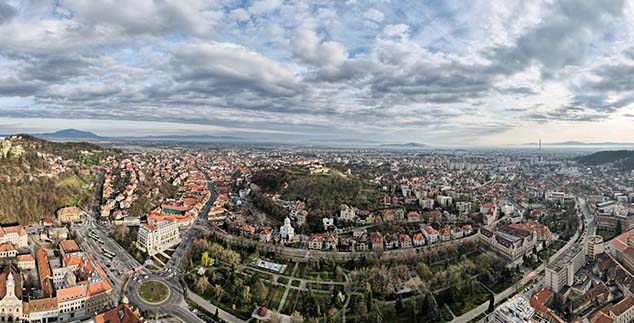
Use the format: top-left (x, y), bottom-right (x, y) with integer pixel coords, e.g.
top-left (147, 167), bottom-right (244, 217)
top-left (0, 135), bottom-right (117, 224)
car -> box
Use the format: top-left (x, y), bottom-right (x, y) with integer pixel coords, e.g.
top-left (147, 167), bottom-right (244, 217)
top-left (144, 275), bottom-right (149, 279)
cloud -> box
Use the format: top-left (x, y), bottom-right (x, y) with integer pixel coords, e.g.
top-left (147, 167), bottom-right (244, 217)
top-left (0, 0), bottom-right (633, 145)
top-left (0, 1), bottom-right (17, 24)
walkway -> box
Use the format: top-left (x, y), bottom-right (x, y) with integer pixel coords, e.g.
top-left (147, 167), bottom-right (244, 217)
top-left (186, 287), bottom-right (248, 323)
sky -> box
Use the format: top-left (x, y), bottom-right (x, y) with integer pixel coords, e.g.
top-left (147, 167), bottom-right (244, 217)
top-left (0, 0), bottom-right (633, 146)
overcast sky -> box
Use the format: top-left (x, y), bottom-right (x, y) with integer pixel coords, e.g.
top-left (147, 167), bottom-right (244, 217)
top-left (0, 0), bottom-right (633, 146)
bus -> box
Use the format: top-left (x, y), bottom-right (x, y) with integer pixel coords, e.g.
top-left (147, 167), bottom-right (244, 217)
top-left (103, 249), bottom-right (116, 260)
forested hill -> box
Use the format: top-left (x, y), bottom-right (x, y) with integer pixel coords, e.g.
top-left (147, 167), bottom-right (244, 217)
top-left (0, 135), bottom-right (117, 224)
top-left (575, 150), bottom-right (634, 171)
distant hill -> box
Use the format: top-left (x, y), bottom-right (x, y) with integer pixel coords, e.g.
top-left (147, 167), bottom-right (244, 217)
top-left (34, 129), bottom-right (105, 141)
top-left (380, 142), bottom-right (428, 148)
top-left (575, 150), bottom-right (634, 170)
top-left (519, 141), bottom-right (634, 147)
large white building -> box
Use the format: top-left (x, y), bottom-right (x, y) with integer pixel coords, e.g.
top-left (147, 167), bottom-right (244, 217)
top-left (136, 219), bottom-right (181, 256)
top-left (544, 243), bottom-right (586, 292)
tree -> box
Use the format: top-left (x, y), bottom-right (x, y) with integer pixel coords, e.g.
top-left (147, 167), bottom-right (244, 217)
top-left (416, 263), bottom-right (433, 282)
top-left (253, 279), bottom-right (269, 305)
top-left (425, 293), bottom-right (439, 321)
top-left (194, 276), bottom-right (210, 295)
top-left (241, 285), bottom-right (252, 304)
top-left (213, 284), bottom-right (224, 301)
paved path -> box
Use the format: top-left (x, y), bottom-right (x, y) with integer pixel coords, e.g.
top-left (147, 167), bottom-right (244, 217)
top-left (186, 287), bottom-right (248, 323)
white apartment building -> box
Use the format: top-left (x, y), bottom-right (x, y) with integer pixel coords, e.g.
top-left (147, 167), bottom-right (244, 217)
top-left (136, 219), bottom-right (181, 256)
top-left (544, 244), bottom-right (585, 292)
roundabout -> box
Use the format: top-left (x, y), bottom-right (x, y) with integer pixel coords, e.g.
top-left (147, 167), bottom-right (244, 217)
top-left (138, 280), bottom-right (170, 304)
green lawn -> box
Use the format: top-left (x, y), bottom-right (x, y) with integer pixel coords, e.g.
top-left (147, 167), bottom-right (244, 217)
top-left (138, 281), bottom-right (169, 303)
top-left (291, 280), bottom-right (301, 287)
top-left (278, 276), bottom-right (289, 284)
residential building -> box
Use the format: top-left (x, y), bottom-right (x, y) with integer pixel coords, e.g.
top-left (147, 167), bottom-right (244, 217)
top-left (422, 226), bottom-right (439, 244)
top-left (308, 235), bottom-right (323, 250)
top-left (544, 244), bottom-right (586, 292)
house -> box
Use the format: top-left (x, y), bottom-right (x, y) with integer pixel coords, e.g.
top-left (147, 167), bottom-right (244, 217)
top-left (400, 234), bottom-right (412, 248)
top-left (462, 224), bottom-right (473, 236)
top-left (422, 226), bottom-right (439, 244)
top-left (308, 235), bottom-right (323, 250)
top-left (384, 233), bottom-right (399, 250)
top-left (440, 228), bottom-right (451, 242)
top-left (371, 232), bottom-right (384, 251)
top-left (41, 218), bottom-right (54, 227)
top-left (339, 205), bottom-right (357, 222)
top-left (450, 226), bottom-right (464, 239)
top-left (259, 229), bottom-right (272, 242)
top-left (240, 225), bottom-right (256, 237)
top-left (356, 233), bottom-right (369, 251)
top-left (325, 234), bottom-right (338, 250)
top-left (323, 217), bottom-right (335, 231)
top-left (413, 233), bottom-right (425, 247)
top-left (407, 211), bottom-right (421, 223)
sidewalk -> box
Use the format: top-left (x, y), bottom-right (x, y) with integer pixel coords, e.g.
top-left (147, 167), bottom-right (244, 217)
top-left (186, 287), bottom-right (247, 323)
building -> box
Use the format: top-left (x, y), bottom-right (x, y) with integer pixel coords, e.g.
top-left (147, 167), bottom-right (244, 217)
top-left (339, 205), bottom-right (356, 222)
top-left (0, 243), bottom-right (17, 258)
top-left (609, 296), bottom-right (634, 323)
top-left (587, 235), bottom-right (605, 260)
top-left (479, 225), bottom-right (537, 266)
top-left (0, 225), bottom-right (28, 249)
top-left (57, 285), bottom-right (86, 320)
top-left (492, 295), bottom-right (534, 323)
top-left (17, 254), bottom-right (35, 271)
top-left (308, 235), bottom-right (323, 250)
top-left (136, 219), bottom-right (181, 256)
top-left (22, 297), bottom-right (59, 322)
top-left (95, 303), bottom-right (143, 323)
top-left (544, 244), bottom-right (586, 292)
top-left (0, 268), bottom-right (22, 322)
top-left (279, 217), bottom-right (295, 242)
top-left (36, 248), bottom-right (53, 298)
top-left (56, 206), bottom-right (81, 223)
top-left (422, 226), bottom-right (439, 244)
